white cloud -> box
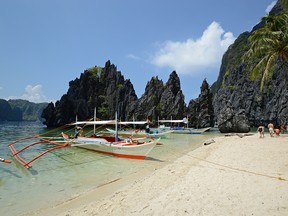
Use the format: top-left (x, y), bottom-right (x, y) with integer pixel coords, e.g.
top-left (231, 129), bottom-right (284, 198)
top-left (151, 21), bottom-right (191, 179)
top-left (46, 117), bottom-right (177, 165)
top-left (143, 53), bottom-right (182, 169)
top-left (8, 84), bottom-right (52, 103)
top-left (127, 53), bottom-right (140, 60)
top-left (150, 21), bottom-right (236, 76)
top-left (265, 1), bottom-right (277, 14)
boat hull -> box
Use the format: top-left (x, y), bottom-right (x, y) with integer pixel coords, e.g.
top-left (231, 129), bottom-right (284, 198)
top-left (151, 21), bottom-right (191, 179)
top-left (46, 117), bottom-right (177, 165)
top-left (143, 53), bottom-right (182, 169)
top-left (159, 127), bottom-right (211, 134)
top-left (105, 128), bottom-right (173, 138)
top-left (76, 141), bottom-right (157, 159)
top-left (62, 132), bottom-right (158, 159)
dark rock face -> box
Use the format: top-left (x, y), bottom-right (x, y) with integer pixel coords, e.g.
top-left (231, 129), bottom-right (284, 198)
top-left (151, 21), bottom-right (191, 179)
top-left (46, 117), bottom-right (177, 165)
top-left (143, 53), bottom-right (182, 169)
top-left (41, 63), bottom-right (186, 127)
top-left (213, 45), bottom-right (288, 129)
top-left (212, 1), bottom-right (288, 130)
top-left (187, 79), bottom-right (214, 128)
top-left (42, 61), bottom-right (138, 127)
top-left (132, 71), bottom-right (186, 124)
top-left (131, 76), bottom-right (164, 121)
top-left (218, 101), bottom-right (250, 133)
top-left (158, 71), bottom-right (186, 120)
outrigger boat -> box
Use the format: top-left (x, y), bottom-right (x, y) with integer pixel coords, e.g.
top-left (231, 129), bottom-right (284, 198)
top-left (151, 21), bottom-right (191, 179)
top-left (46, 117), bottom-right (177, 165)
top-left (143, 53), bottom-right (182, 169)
top-left (103, 127), bottom-right (173, 138)
top-left (61, 119), bottom-right (159, 160)
top-left (7, 114), bottom-right (159, 169)
top-left (158, 118), bottom-right (211, 134)
top-left (62, 132), bottom-right (158, 160)
top-left (171, 127), bottom-right (211, 134)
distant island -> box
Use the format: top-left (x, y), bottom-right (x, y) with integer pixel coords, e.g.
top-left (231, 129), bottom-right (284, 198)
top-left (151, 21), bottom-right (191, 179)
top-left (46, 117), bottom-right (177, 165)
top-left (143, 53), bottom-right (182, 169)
top-left (0, 99), bottom-right (48, 121)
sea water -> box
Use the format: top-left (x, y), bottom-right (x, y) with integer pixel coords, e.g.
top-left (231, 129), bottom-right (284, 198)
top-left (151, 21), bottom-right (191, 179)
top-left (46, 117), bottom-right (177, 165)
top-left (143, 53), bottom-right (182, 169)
top-left (0, 121), bottom-right (220, 216)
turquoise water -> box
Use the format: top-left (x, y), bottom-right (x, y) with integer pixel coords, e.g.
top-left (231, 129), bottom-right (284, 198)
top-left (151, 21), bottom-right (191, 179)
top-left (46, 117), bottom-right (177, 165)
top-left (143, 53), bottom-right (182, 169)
top-left (0, 121), bottom-right (220, 216)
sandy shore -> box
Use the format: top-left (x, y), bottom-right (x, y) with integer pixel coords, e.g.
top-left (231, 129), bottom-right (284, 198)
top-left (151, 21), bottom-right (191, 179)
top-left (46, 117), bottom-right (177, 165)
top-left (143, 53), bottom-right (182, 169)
top-left (29, 133), bottom-right (288, 216)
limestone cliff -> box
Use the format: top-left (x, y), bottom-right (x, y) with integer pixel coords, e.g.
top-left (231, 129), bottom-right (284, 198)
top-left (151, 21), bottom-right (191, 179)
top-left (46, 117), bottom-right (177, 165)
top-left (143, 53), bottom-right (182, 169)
top-left (187, 79), bottom-right (214, 128)
top-left (131, 71), bottom-right (186, 124)
top-left (212, 0), bottom-right (288, 130)
top-left (41, 63), bottom-right (187, 127)
top-left (42, 61), bottom-right (138, 127)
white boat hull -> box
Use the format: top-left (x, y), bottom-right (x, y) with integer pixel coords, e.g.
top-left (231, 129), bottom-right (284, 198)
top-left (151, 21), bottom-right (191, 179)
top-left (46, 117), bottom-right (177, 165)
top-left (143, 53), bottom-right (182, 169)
top-left (104, 128), bottom-right (173, 138)
top-left (172, 127), bottom-right (211, 134)
top-left (62, 132), bottom-right (158, 159)
top-left (74, 141), bottom-right (157, 159)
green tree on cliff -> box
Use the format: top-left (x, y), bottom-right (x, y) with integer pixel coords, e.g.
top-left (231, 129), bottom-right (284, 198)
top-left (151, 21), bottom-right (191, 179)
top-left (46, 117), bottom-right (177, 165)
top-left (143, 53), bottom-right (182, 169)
top-left (244, 4), bottom-right (288, 92)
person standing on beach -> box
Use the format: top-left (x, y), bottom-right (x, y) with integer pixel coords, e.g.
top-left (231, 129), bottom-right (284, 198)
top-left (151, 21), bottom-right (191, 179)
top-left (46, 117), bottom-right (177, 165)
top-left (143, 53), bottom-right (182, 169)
top-left (257, 124), bottom-right (265, 138)
top-left (268, 123), bottom-right (274, 137)
top-left (275, 127), bottom-right (280, 136)
top-left (145, 117), bottom-right (151, 134)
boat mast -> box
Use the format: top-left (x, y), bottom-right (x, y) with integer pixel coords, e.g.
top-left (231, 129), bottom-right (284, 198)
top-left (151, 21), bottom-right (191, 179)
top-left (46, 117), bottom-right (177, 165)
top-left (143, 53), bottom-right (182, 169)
top-left (93, 107), bottom-right (96, 134)
top-left (115, 111), bottom-right (118, 142)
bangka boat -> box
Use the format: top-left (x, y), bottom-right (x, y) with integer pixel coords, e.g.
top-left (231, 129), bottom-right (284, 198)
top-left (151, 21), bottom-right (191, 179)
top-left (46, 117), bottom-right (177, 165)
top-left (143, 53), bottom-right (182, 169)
top-left (61, 118), bottom-right (159, 159)
top-left (7, 116), bottom-right (158, 169)
top-left (103, 127), bottom-right (174, 138)
top-left (158, 118), bottom-right (211, 134)
top-left (61, 131), bottom-right (158, 159)
top-left (171, 127), bottom-right (211, 134)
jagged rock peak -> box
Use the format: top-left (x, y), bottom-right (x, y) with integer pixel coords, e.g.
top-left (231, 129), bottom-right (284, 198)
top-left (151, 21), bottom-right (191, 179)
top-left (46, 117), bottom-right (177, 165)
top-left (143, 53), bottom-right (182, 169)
top-left (132, 71), bottom-right (185, 122)
top-left (187, 79), bottom-right (214, 128)
top-left (159, 71), bottom-right (185, 119)
top-left (132, 76), bottom-right (165, 121)
top-left (42, 60), bottom-right (138, 127)
top-left (144, 76), bottom-right (164, 92)
top-left (166, 71), bottom-right (181, 96)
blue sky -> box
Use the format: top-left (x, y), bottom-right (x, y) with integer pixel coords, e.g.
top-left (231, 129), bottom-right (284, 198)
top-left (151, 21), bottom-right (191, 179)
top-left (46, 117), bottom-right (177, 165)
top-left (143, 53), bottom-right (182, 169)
top-left (0, 0), bottom-right (276, 104)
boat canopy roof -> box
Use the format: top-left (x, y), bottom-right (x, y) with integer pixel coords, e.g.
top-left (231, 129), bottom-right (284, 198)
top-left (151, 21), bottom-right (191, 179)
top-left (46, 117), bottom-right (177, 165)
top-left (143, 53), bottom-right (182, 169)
top-left (158, 119), bottom-right (183, 123)
top-left (119, 121), bottom-right (147, 125)
top-left (71, 120), bottom-right (117, 125)
top-left (70, 120), bottom-right (148, 125)
top-left (158, 117), bottom-right (188, 124)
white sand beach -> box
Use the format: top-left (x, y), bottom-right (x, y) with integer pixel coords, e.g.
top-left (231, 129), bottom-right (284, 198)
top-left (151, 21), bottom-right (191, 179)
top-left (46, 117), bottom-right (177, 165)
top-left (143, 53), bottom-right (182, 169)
top-left (28, 133), bottom-right (288, 216)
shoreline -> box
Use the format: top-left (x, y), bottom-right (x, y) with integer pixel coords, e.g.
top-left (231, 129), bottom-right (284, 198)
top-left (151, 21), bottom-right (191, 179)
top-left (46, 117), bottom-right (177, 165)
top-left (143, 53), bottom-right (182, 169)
top-left (24, 133), bottom-right (288, 216)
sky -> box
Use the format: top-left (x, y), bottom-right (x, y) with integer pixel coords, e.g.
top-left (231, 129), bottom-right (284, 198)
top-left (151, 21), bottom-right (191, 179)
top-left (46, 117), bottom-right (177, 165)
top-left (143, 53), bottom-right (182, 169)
top-left (0, 0), bottom-right (277, 104)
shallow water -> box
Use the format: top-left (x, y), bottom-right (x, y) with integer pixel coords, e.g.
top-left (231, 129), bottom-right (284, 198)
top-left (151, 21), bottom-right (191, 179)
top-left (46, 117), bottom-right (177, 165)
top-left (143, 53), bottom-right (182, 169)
top-left (0, 121), bottom-right (220, 216)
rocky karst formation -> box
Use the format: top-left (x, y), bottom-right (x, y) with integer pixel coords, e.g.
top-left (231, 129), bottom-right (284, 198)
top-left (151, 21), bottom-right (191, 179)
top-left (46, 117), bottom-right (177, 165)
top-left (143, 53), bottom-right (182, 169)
top-left (42, 61), bottom-right (138, 127)
top-left (41, 63), bottom-right (187, 127)
top-left (187, 79), bottom-right (214, 128)
top-left (217, 100), bottom-right (250, 133)
top-left (212, 0), bottom-right (288, 130)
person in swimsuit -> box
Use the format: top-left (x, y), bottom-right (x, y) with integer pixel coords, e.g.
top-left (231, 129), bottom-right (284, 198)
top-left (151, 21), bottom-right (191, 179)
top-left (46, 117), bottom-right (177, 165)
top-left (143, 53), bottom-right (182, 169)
top-left (257, 124), bottom-right (265, 138)
top-left (268, 123), bottom-right (274, 137)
